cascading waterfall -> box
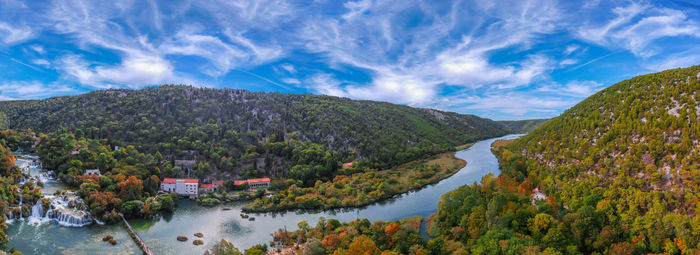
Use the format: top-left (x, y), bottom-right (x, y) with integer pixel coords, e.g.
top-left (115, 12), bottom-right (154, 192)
top-left (24, 193), bottom-right (92, 227)
top-left (7, 158), bottom-right (92, 227)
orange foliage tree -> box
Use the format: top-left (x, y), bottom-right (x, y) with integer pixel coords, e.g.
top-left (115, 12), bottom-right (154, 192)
top-left (322, 233), bottom-right (341, 250)
top-left (384, 222), bottom-right (400, 247)
top-left (333, 235), bottom-right (381, 255)
top-left (117, 176), bottom-right (143, 200)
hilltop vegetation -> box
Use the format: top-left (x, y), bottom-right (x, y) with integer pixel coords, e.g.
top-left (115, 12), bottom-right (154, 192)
top-left (494, 65), bottom-right (700, 253)
top-left (425, 65), bottom-right (700, 254)
top-left (498, 119), bottom-right (549, 134)
top-left (0, 86), bottom-right (509, 182)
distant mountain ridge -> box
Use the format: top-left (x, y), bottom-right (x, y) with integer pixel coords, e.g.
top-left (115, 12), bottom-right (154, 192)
top-left (497, 119), bottom-right (549, 134)
top-left (0, 85), bottom-right (511, 172)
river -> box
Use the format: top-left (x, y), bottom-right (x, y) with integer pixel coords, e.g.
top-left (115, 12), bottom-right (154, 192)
top-left (6, 134), bottom-right (521, 254)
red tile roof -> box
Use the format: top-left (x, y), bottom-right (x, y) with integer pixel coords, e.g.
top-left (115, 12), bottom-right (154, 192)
top-left (234, 180), bottom-right (247, 186)
top-left (247, 178), bottom-right (270, 183)
top-left (163, 178), bottom-right (199, 184)
top-left (200, 184), bottom-right (214, 189)
top-left (342, 162), bottom-right (353, 168)
top-left (212, 180), bottom-right (223, 185)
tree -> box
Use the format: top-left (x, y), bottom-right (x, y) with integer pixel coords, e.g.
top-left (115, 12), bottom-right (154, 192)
top-left (117, 176), bottom-right (143, 200)
top-left (333, 235), bottom-right (381, 255)
top-left (322, 234), bottom-right (341, 250)
top-left (204, 239), bottom-right (243, 255)
top-left (158, 194), bottom-right (176, 212)
top-left (120, 200), bottom-right (144, 218)
top-left (0, 144), bottom-right (17, 176)
top-left (303, 239), bottom-right (326, 255)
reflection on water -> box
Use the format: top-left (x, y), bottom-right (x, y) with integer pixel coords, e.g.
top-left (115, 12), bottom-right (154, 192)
top-left (7, 134), bottom-right (521, 254)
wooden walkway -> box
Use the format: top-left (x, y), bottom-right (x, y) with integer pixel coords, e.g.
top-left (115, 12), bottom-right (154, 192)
top-left (119, 213), bottom-right (155, 255)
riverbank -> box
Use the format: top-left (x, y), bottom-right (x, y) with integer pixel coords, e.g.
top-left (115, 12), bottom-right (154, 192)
top-left (7, 135), bottom-right (519, 254)
top-left (243, 152), bottom-right (467, 212)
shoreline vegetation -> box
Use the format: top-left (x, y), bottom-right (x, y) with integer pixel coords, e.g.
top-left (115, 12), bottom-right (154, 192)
top-left (454, 142), bottom-right (474, 151)
top-left (243, 151), bottom-right (468, 212)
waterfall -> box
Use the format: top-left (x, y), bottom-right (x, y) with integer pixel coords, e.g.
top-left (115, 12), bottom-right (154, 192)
top-left (10, 194), bottom-right (93, 227)
top-left (7, 156), bottom-right (92, 227)
top-left (31, 200), bottom-right (44, 218)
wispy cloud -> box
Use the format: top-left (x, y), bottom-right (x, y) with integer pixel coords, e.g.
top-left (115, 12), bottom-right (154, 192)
top-left (0, 0), bottom-right (698, 119)
top-left (577, 2), bottom-right (700, 57)
top-left (58, 54), bottom-right (173, 89)
top-left (0, 81), bottom-right (75, 100)
top-left (0, 22), bottom-right (33, 45)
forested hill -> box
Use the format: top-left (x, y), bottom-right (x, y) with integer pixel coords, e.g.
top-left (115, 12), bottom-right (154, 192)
top-left (497, 119), bottom-right (549, 134)
top-left (497, 65), bottom-right (700, 252)
top-left (509, 65), bottom-right (699, 182)
top-left (0, 85), bottom-right (508, 173)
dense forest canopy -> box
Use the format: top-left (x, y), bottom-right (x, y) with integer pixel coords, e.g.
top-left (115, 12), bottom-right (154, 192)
top-left (293, 65), bottom-right (700, 255)
top-left (449, 65), bottom-right (700, 254)
top-left (0, 86), bottom-right (510, 180)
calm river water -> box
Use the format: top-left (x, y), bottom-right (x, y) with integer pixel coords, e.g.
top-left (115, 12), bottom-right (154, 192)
top-left (6, 134), bottom-right (521, 254)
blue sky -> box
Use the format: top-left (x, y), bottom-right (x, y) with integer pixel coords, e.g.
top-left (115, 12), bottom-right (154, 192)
top-left (0, 0), bottom-right (698, 120)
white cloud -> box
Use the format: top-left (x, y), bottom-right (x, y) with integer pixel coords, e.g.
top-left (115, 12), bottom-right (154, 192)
top-left (443, 93), bottom-right (574, 117)
top-left (308, 72), bottom-right (439, 105)
top-left (59, 53), bottom-right (173, 89)
top-left (159, 29), bottom-right (282, 76)
top-left (280, 63), bottom-right (296, 74)
top-left (436, 50), bottom-right (552, 89)
top-left (560, 59), bottom-right (577, 66)
top-left (0, 80), bottom-right (75, 100)
top-left (30, 44), bottom-right (45, 55)
top-left (564, 44), bottom-right (580, 55)
top-left (31, 59), bottom-right (50, 66)
top-left (577, 3), bottom-right (700, 57)
top-left (0, 22), bottom-right (33, 45)
top-left (2, 0), bottom-right (698, 119)
top-left (642, 50), bottom-right (700, 71)
top-left (282, 77), bottom-right (301, 85)
top-left (342, 0), bottom-right (373, 20)
top-left (537, 80), bottom-right (604, 97)
top-left (299, 0), bottom-right (562, 109)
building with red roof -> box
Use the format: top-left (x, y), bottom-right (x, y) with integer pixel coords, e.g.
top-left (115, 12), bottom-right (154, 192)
top-left (161, 178), bottom-right (199, 197)
top-left (342, 162), bottom-right (353, 169)
top-left (212, 180), bottom-right (224, 190)
top-left (232, 177), bottom-right (271, 189)
top-left (247, 177), bottom-right (270, 189)
top-left (200, 184), bottom-right (215, 192)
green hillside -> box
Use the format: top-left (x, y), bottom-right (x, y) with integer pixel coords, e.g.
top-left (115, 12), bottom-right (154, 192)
top-left (426, 65), bottom-right (700, 254)
top-left (0, 85), bottom-right (508, 179)
top-left (498, 119), bottom-right (549, 133)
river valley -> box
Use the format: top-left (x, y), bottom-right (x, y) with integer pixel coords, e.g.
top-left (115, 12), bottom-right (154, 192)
top-left (6, 134), bottom-right (521, 254)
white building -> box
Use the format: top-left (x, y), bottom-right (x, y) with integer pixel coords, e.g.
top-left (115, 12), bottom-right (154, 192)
top-left (84, 169), bottom-right (102, 176)
top-left (231, 178), bottom-right (271, 190)
top-left (200, 184), bottom-right (215, 192)
top-left (161, 178), bottom-right (199, 198)
top-left (247, 178), bottom-right (270, 189)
